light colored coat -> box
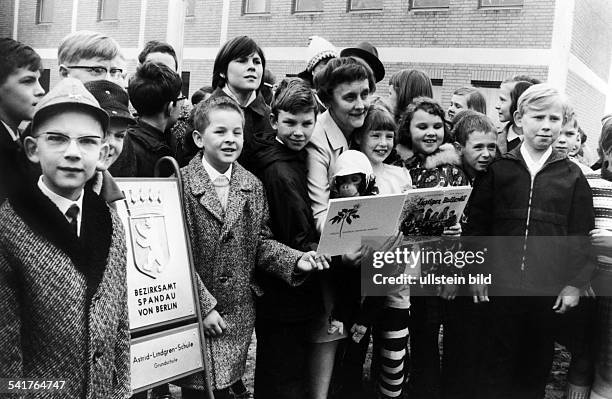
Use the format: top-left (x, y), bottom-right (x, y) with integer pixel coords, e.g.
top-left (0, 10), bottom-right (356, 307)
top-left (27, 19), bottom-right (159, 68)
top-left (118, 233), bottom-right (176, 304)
top-left (306, 110), bottom-right (350, 233)
top-left (0, 188), bottom-right (130, 399)
top-left (177, 154), bottom-right (303, 390)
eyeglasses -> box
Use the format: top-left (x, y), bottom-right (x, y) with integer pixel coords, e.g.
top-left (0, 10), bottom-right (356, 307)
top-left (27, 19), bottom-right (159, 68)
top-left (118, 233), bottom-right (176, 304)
top-left (39, 132), bottom-right (103, 153)
top-left (175, 95), bottom-right (188, 103)
top-left (66, 65), bottom-right (124, 79)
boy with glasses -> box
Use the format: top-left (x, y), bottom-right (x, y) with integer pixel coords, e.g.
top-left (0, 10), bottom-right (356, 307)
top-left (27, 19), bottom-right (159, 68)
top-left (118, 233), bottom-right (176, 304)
top-left (0, 77), bottom-right (131, 398)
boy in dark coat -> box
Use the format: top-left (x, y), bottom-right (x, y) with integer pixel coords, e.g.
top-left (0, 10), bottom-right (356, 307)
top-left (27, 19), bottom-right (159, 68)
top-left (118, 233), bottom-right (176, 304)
top-left (464, 84), bottom-right (594, 399)
top-left (251, 78), bottom-right (323, 399)
top-left (0, 77), bottom-right (131, 398)
top-left (0, 38), bottom-right (45, 203)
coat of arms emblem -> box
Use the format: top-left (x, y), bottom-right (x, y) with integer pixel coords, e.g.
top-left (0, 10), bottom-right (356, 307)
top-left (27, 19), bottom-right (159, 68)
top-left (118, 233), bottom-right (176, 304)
top-left (125, 188), bottom-right (170, 279)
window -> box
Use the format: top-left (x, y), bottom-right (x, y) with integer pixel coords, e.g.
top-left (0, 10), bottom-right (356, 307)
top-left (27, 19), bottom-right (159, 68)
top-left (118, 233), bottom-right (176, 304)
top-left (432, 78), bottom-right (443, 104)
top-left (186, 0), bottom-right (196, 16)
top-left (471, 80), bottom-right (502, 129)
top-left (410, 0), bottom-right (449, 9)
top-left (99, 0), bottom-right (119, 21)
top-left (294, 0), bottom-right (323, 13)
top-left (348, 0), bottom-right (382, 11)
top-left (40, 69), bottom-right (51, 93)
top-left (479, 0), bottom-right (523, 7)
top-left (37, 0), bottom-right (54, 23)
top-left (243, 0), bottom-right (269, 14)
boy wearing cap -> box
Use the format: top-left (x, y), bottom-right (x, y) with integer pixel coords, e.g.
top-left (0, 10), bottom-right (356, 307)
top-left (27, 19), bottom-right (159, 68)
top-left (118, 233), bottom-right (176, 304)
top-left (0, 77), bottom-right (131, 398)
top-left (0, 38), bottom-right (46, 203)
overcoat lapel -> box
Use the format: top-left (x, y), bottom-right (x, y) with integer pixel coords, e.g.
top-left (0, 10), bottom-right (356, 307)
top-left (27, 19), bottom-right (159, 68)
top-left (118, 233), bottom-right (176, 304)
top-left (188, 155), bottom-right (225, 224)
top-left (222, 165), bottom-right (253, 235)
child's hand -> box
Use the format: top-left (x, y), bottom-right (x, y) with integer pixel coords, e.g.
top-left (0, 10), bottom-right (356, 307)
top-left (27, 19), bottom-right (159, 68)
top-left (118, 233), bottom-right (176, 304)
top-left (350, 324), bottom-right (368, 343)
top-left (438, 283), bottom-right (458, 300)
top-left (443, 223), bottom-right (462, 237)
top-left (328, 319), bottom-right (344, 335)
top-left (470, 283), bottom-right (489, 303)
top-left (203, 309), bottom-right (226, 337)
top-left (297, 251), bottom-right (330, 271)
top-left (553, 285), bottom-right (580, 314)
top-left (590, 229), bottom-right (612, 248)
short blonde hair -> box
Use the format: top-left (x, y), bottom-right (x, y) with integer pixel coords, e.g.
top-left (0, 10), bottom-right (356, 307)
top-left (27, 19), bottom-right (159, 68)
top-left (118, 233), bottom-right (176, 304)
top-left (58, 30), bottom-right (121, 65)
top-left (516, 83), bottom-right (570, 124)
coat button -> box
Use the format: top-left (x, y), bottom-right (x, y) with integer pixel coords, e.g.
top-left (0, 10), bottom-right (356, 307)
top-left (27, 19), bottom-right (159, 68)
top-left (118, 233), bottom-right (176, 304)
top-left (93, 350), bottom-right (104, 362)
top-left (223, 232), bottom-right (234, 243)
top-left (219, 276), bottom-right (229, 283)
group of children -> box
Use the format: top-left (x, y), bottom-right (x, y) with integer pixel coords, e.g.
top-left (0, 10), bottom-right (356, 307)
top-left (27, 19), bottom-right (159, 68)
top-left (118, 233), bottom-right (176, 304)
top-left (0, 29), bottom-right (610, 399)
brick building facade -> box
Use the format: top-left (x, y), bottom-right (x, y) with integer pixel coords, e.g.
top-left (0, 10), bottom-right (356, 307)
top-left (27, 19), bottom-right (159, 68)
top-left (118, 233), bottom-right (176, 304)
top-left (2, 0), bottom-right (611, 160)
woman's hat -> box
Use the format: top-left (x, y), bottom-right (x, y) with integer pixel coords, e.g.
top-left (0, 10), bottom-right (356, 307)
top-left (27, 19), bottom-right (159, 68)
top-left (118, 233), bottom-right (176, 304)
top-left (340, 42), bottom-right (385, 83)
top-left (296, 36), bottom-right (338, 83)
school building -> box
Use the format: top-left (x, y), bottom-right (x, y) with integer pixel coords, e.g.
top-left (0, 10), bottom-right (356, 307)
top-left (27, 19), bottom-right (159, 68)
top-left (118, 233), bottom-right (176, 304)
top-left (1, 0), bottom-right (611, 160)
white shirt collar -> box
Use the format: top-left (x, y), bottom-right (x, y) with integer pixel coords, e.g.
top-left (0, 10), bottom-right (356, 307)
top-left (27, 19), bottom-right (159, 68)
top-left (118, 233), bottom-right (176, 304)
top-left (1, 120), bottom-right (19, 142)
top-left (520, 145), bottom-right (552, 178)
top-left (507, 125), bottom-right (521, 143)
top-left (222, 85), bottom-right (257, 108)
top-left (37, 175), bottom-right (84, 236)
top-left (201, 155), bottom-right (233, 182)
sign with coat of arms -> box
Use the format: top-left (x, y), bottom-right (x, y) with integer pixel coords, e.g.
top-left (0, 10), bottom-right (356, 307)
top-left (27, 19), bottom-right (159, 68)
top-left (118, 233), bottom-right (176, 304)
top-left (115, 180), bottom-right (197, 330)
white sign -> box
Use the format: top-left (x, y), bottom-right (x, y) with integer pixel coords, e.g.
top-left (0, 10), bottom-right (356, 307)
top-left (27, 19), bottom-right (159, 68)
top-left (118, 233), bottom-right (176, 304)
top-left (130, 323), bottom-right (204, 391)
top-left (115, 179), bottom-right (197, 330)
top-left (317, 193), bottom-right (407, 256)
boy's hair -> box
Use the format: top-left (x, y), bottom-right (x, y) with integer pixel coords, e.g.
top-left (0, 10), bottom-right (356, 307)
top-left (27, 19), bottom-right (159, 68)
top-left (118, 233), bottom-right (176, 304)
top-left (0, 38), bottom-right (42, 86)
top-left (600, 118), bottom-right (612, 154)
top-left (58, 30), bottom-right (121, 65)
top-left (212, 36), bottom-right (266, 90)
top-left (191, 86), bottom-right (214, 105)
top-left (516, 84), bottom-right (569, 123)
top-left (579, 126), bottom-right (587, 144)
top-left (502, 74), bottom-right (542, 85)
top-left (128, 61), bottom-right (182, 116)
top-left (398, 97), bottom-right (452, 148)
top-left (353, 104), bottom-right (397, 147)
top-left (508, 81), bottom-right (534, 125)
top-left (192, 96), bottom-right (245, 133)
top-left (138, 40), bottom-right (178, 70)
top-left (452, 110), bottom-right (497, 146)
top-left (389, 69), bottom-right (433, 118)
top-left (452, 87), bottom-right (487, 115)
top-left (314, 57), bottom-right (376, 105)
top-left (271, 78), bottom-right (318, 118)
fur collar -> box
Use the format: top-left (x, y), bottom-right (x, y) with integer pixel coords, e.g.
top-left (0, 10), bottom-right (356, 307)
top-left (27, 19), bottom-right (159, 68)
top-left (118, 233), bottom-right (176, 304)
top-left (9, 182), bottom-right (112, 304)
top-left (409, 143), bottom-right (462, 170)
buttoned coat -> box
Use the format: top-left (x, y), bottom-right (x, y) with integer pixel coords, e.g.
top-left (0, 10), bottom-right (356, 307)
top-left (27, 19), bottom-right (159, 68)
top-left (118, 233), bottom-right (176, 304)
top-left (0, 185), bottom-right (130, 399)
top-left (176, 153), bottom-right (303, 390)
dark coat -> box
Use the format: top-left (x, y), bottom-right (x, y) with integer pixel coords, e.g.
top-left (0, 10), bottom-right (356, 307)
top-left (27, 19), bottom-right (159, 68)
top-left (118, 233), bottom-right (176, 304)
top-left (0, 122), bottom-right (37, 203)
top-left (176, 153), bottom-right (304, 390)
top-left (0, 185), bottom-right (130, 398)
top-left (208, 88), bottom-right (274, 174)
top-left (251, 134), bottom-right (322, 321)
top-left (463, 146), bottom-right (595, 295)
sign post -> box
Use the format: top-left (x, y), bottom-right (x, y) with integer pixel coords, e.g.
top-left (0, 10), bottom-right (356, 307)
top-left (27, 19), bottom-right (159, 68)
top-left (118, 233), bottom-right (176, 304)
top-left (115, 157), bottom-right (212, 398)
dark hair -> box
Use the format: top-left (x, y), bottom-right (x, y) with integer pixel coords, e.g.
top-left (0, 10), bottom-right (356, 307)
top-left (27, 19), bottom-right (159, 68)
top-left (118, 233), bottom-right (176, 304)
top-left (271, 78), bottom-right (318, 118)
top-left (600, 118), bottom-right (612, 155)
top-left (389, 69), bottom-right (433, 120)
top-left (579, 126), bottom-right (587, 144)
top-left (212, 36), bottom-right (266, 90)
top-left (452, 87), bottom-right (487, 115)
top-left (314, 57), bottom-right (376, 105)
top-left (260, 68), bottom-right (277, 106)
top-left (452, 110), bottom-right (497, 146)
top-left (138, 40), bottom-right (178, 70)
top-left (503, 74), bottom-right (542, 85)
top-left (0, 38), bottom-right (42, 86)
top-left (191, 86), bottom-right (214, 105)
top-left (353, 104), bottom-right (397, 147)
top-left (508, 81), bottom-right (535, 126)
top-left (192, 96), bottom-right (244, 133)
top-left (397, 97), bottom-right (452, 149)
top-left (128, 61), bottom-right (182, 116)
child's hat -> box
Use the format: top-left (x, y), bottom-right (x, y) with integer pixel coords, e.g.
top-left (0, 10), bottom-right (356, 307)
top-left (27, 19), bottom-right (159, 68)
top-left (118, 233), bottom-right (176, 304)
top-left (340, 42), bottom-right (385, 83)
top-left (32, 77), bottom-right (109, 133)
top-left (332, 150), bottom-right (374, 183)
top-left (305, 36), bottom-right (338, 73)
top-left (84, 80), bottom-right (133, 124)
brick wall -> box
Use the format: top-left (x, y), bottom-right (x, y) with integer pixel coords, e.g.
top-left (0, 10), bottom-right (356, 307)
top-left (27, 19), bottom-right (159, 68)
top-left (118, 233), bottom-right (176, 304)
top-left (144, 0), bottom-right (169, 44)
top-left (198, 0), bottom-right (557, 49)
top-left (566, 70), bottom-right (606, 164)
top-left (570, 0), bottom-right (612, 81)
top-left (75, 0), bottom-right (141, 48)
top-left (17, 0), bottom-right (72, 48)
top-left (184, 0), bottom-right (223, 46)
top-left (0, 0), bottom-right (14, 37)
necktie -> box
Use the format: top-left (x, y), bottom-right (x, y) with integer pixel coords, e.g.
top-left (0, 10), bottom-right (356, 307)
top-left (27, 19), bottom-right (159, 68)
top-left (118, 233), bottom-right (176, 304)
top-left (212, 175), bottom-right (230, 211)
top-left (65, 204), bottom-right (79, 236)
